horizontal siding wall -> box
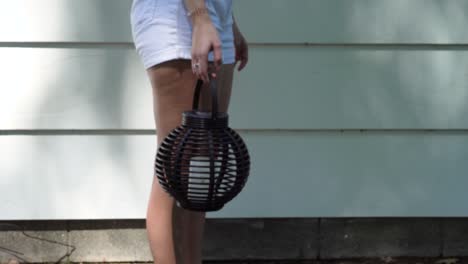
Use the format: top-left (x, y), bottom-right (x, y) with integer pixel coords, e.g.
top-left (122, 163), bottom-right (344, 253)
top-left (2, 0), bottom-right (468, 43)
top-left (2, 47), bottom-right (468, 129)
top-left (3, 132), bottom-right (468, 219)
top-left (1, 0), bottom-right (468, 219)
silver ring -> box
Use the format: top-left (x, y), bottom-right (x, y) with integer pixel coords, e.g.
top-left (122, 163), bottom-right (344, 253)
top-left (193, 62), bottom-right (200, 69)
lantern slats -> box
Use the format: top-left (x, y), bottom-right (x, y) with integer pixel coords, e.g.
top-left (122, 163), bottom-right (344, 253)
top-left (155, 80), bottom-right (250, 212)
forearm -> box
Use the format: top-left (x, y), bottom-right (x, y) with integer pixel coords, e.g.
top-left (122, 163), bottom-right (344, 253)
top-left (232, 13), bottom-right (239, 34)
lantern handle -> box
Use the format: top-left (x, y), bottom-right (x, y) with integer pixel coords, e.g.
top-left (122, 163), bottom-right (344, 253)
top-left (192, 78), bottom-right (219, 120)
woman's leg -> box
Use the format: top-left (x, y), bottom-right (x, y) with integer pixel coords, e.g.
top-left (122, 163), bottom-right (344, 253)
top-left (146, 59), bottom-right (235, 264)
top-left (181, 63), bottom-right (235, 264)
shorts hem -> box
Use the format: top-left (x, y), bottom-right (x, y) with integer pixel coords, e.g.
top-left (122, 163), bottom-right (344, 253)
top-left (143, 46), bottom-right (236, 69)
top-left (143, 46), bottom-right (192, 69)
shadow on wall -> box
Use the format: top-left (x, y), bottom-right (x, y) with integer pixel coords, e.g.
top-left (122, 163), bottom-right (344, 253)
top-left (7, 0), bottom-right (154, 219)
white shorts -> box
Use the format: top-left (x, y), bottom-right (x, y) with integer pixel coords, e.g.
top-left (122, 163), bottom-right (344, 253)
top-left (130, 0), bottom-right (235, 69)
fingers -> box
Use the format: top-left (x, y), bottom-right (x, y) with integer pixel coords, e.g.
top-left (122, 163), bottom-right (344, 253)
top-left (192, 58), bottom-right (221, 82)
top-left (192, 51), bottom-right (210, 83)
top-left (237, 42), bottom-right (249, 71)
top-left (200, 57), bottom-right (209, 83)
top-left (212, 40), bottom-right (223, 72)
top-left (193, 50), bottom-right (222, 82)
top-left (191, 22), bottom-right (223, 82)
top-left (237, 54), bottom-right (248, 71)
top-left (208, 63), bottom-right (217, 79)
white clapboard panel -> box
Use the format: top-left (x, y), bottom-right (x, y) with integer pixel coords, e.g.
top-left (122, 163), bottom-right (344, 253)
top-left (234, 0), bottom-right (468, 44)
top-left (0, 0), bottom-right (133, 42)
top-left (1, 132), bottom-right (468, 220)
top-left (2, 47), bottom-right (468, 130)
top-left (1, 0), bottom-right (468, 43)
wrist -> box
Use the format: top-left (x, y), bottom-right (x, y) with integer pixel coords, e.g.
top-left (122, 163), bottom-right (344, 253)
top-left (191, 13), bottom-right (211, 26)
top-left (188, 7), bottom-right (211, 25)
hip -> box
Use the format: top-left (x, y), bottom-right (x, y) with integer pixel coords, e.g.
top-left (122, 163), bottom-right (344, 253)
top-left (130, 0), bottom-right (233, 34)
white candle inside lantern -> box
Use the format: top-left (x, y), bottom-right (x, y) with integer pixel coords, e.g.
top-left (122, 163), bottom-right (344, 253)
top-left (189, 156), bottom-right (211, 197)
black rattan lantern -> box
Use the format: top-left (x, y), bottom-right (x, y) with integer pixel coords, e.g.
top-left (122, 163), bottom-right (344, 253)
top-left (155, 79), bottom-right (250, 212)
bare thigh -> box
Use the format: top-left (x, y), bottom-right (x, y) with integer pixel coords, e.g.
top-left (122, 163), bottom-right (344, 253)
top-left (142, 59), bottom-right (235, 263)
top-left (147, 59), bottom-right (235, 143)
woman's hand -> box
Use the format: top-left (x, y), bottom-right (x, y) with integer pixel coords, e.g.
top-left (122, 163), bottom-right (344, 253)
top-left (233, 21), bottom-right (248, 71)
top-left (191, 13), bottom-right (222, 82)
